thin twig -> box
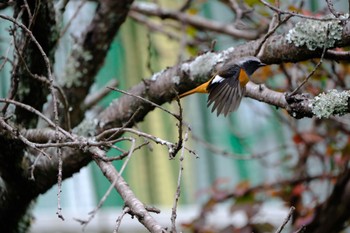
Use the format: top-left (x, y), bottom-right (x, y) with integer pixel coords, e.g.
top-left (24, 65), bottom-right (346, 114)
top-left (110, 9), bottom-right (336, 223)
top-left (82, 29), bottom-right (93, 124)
top-left (192, 133), bottom-right (291, 160)
top-left (104, 141), bottom-right (150, 161)
top-left (131, 2), bottom-right (260, 40)
top-left (10, 36), bottom-right (72, 130)
top-left (255, 14), bottom-right (293, 57)
top-left (260, 0), bottom-right (344, 21)
top-left (178, 0), bottom-right (193, 12)
top-left (169, 96), bottom-right (184, 158)
top-left (228, 0), bottom-right (246, 21)
top-left (0, 118), bottom-right (52, 160)
top-left (29, 153), bottom-right (44, 180)
top-left (22, 0), bottom-right (33, 27)
top-left (56, 147), bottom-right (64, 221)
top-left (294, 225), bottom-right (306, 233)
top-left (0, 37), bottom-right (13, 72)
top-left (101, 107), bottom-right (142, 142)
top-left (114, 206), bottom-right (130, 233)
top-left (170, 127), bottom-right (188, 232)
top-left (0, 98), bottom-right (73, 139)
top-left (129, 11), bottom-right (198, 47)
top-left (325, 0), bottom-right (341, 18)
top-left (0, 10), bottom-right (23, 115)
top-left (108, 86), bottom-right (180, 120)
top-left (31, 137), bottom-right (128, 149)
top-left (83, 79), bottom-right (118, 110)
top-left (289, 27), bottom-right (329, 95)
top-left (0, 14), bottom-right (59, 128)
top-left (275, 206), bottom-right (295, 233)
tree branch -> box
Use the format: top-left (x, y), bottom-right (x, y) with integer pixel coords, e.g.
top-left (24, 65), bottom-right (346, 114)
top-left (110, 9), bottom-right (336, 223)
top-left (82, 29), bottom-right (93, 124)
top-left (6, 15), bottom-right (350, 206)
top-left (131, 2), bottom-right (264, 40)
top-left (58, 0), bottom-right (134, 127)
top-left (305, 168), bottom-right (350, 233)
top-left (90, 147), bottom-right (166, 233)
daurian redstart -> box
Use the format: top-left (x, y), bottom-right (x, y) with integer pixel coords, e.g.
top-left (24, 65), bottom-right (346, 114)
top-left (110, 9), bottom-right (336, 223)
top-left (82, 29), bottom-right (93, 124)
top-left (179, 56), bottom-right (266, 117)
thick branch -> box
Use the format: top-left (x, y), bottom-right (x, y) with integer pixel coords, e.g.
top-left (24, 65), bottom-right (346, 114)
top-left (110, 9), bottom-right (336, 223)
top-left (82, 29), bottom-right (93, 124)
top-left (59, 0), bottom-right (134, 127)
top-left (13, 1), bottom-right (57, 127)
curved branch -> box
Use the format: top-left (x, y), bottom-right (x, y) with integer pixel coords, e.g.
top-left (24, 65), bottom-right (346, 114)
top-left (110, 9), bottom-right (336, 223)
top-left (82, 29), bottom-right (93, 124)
top-left (131, 2), bottom-right (264, 40)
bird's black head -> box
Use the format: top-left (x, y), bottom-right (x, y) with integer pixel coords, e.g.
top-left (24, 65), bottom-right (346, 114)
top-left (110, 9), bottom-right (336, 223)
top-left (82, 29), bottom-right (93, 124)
top-left (238, 57), bottom-right (266, 76)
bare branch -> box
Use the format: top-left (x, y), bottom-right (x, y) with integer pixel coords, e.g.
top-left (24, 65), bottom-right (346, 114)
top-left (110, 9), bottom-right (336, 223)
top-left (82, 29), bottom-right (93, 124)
top-left (114, 206), bottom-right (131, 233)
top-left (325, 0), bottom-right (342, 18)
top-left (0, 98), bottom-right (72, 139)
top-left (0, 13), bottom-right (58, 115)
top-left (90, 147), bottom-right (166, 233)
top-left (275, 206), bottom-right (295, 233)
top-left (326, 49), bottom-right (350, 60)
top-left (129, 11), bottom-right (198, 47)
top-left (83, 79), bottom-right (118, 110)
top-left (170, 127), bottom-right (188, 232)
top-left (131, 2), bottom-right (263, 40)
top-left (259, 0), bottom-right (344, 21)
top-left (78, 138), bottom-right (136, 229)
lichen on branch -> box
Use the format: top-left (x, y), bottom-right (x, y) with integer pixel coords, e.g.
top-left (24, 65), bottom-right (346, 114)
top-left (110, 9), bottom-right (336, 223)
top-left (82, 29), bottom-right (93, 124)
top-left (286, 15), bottom-right (346, 50)
top-left (310, 89), bottom-right (350, 118)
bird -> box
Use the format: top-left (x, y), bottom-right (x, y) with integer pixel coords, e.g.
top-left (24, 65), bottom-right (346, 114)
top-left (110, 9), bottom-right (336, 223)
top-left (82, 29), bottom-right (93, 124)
top-left (179, 56), bottom-right (266, 117)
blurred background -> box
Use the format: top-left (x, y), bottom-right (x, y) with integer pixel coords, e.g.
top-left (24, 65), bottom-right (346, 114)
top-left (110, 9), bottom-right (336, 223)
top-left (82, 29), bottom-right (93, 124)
top-left (1, 0), bottom-right (349, 232)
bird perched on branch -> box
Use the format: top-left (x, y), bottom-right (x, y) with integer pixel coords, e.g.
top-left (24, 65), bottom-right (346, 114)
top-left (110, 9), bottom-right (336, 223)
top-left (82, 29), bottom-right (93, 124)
top-left (179, 56), bottom-right (266, 116)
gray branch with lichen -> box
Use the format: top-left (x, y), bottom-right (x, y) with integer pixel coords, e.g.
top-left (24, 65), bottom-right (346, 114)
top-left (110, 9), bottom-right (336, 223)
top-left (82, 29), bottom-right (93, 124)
top-left (286, 15), bottom-right (347, 50)
top-left (310, 89), bottom-right (350, 118)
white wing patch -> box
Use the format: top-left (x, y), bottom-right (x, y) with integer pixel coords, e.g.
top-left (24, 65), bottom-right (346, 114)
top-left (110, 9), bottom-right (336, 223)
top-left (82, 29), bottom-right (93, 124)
top-left (211, 75), bottom-right (224, 84)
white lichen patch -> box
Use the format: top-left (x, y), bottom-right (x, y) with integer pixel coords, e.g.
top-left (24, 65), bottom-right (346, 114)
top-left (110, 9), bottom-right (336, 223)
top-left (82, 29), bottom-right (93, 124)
top-left (182, 52), bottom-right (221, 81)
top-left (151, 69), bottom-right (164, 81)
top-left (286, 15), bottom-right (344, 50)
top-left (310, 89), bottom-right (350, 118)
top-left (73, 118), bottom-right (98, 136)
top-left (219, 47), bottom-right (235, 63)
top-left (152, 48), bottom-right (233, 83)
top-left (172, 75), bottom-right (180, 84)
top-left (61, 60), bottom-right (83, 88)
top-left (60, 44), bottom-right (93, 88)
top-left (136, 2), bottom-right (157, 12)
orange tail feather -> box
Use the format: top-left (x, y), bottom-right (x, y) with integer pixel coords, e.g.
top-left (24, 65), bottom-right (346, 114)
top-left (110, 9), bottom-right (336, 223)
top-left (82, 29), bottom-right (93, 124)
top-left (179, 80), bottom-right (211, 98)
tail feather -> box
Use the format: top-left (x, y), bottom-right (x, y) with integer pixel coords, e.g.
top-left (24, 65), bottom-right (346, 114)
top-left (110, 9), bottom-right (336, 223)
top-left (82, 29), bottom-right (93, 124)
top-left (179, 79), bottom-right (211, 98)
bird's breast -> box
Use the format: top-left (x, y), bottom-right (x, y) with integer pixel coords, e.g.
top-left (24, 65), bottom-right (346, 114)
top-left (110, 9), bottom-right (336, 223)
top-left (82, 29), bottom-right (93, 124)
top-left (238, 69), bottom-right (250, 87)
